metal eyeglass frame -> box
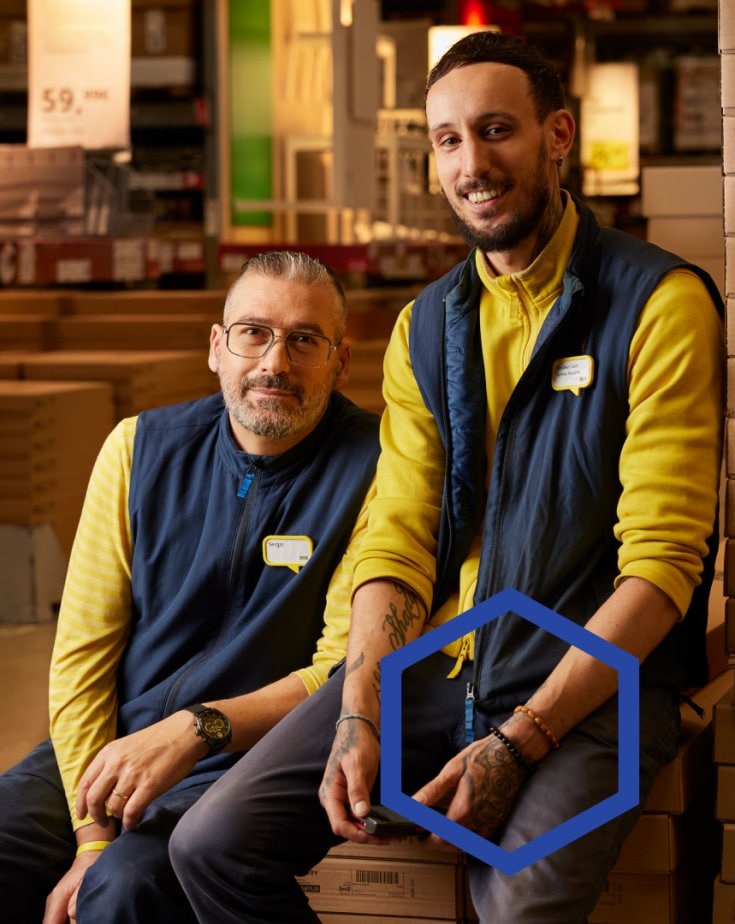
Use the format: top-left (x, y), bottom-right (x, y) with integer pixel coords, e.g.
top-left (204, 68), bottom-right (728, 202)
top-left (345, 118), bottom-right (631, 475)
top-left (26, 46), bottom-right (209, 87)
top-left (222, 322), bottom-right (338, 368)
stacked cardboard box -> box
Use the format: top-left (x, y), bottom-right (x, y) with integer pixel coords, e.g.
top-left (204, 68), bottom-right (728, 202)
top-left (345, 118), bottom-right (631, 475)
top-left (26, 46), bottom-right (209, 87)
top-left (297, 839), bottom-right (466, 923)
top-left (61, 289), bottom-right (226, 317)
top-left (717, 1), bottom-right (735, 919)
top-left (52, 314), bottom-right (215, 351)
top-left (0, 380), bottom-right (115, 621)
top-left (713, 673), bottom-right (735, 920)
top-left (0, 315), bottom-right (56, 351)
top-left (17, 350), bottom-right (218, 420)
top-left (0, 290), bottom-right (66, 316)
top-left (590, 672), bottom-right (731, 923)
top-left (641, 163), bottom-right (724, 297)
top-left (340, 338), bottom-right (388, 415)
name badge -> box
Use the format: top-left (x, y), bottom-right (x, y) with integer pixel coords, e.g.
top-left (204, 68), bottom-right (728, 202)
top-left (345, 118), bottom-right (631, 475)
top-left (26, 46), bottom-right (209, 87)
top-left (263, 535), bottom-right (313, 573)
top-left (551, 355), bottom-right (595, 396)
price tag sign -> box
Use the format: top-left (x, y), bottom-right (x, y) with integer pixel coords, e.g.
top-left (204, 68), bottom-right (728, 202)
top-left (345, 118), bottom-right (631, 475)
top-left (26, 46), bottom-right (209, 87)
top-left (28, 0), bottom-right (131, 149)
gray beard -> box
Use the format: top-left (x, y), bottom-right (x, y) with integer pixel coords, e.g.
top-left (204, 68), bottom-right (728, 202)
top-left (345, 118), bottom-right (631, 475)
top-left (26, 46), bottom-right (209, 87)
top-left (221, 372), bottom-right (335, 442)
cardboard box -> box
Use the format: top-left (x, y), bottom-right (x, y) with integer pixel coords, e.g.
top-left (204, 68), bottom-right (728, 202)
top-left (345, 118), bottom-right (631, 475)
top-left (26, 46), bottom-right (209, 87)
top-left (613, 792), bottom-right (717, 873)
top-left (589, 862), bottom-right (713, 923)
top-left (0, 315), bottom-right (56, 351)
top-left (722, 824), bottom-right (735, 883)
top-left (725, 117), bottom-right (735, 176)
top-left (19, 350), bottom-right (217, 420)
top-left (65, 289), bottom-right (226, 316)
top-left (713, 877), bottom-right (735, 922)
top-left (641, 165), bottom-right (723, 218)
top-left (714, 672), bottom-right (735, 763)
top-left (54, 314), bottom-right (214, 351)
top-left (722, 0), bottom-right (735, 54)
top-left (296, 857), bottom-right (463, 919)
top-left (723, 53), bottom-right (735, 111)
top-left (646, 217), bottom-right (724, 259)
top-left (0, 523), bottom-right (67, 624)
top-left (718, 765), bottom-right (735, 821)
top-left (0, 380), bottom-right (115, 554)
top-left (725, 178), bottom-right (735, 236)
top-left (328, 838), bottom-right (463, 866)
top-left (0, 290), bottom-right (67, 316)
top-left (644, 671), bottom-right (732, 813)
top-left (320, 917), bottom-right (455, 924)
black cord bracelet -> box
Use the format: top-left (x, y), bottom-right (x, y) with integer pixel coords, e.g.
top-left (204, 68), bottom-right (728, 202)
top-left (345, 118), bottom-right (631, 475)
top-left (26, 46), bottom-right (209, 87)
top-left (488, 725), bottom-right (536, 774)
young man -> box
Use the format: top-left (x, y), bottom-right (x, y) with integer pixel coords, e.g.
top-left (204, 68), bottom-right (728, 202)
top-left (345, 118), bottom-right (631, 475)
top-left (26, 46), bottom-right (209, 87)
top-left (0, 251), bottom-right (380, 923)
top-left (170, 34), bottom-right (724, 923)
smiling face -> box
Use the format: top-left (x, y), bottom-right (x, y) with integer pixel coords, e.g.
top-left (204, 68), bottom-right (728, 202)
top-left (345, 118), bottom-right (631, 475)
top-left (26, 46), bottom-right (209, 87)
top-left (426, 62), bottom-right (574, 274)
top-left (208, 272), bottom-right (350, 455)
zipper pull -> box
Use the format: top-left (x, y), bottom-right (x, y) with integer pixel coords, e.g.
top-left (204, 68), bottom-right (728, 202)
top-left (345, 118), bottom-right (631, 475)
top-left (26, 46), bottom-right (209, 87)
top-left (237, 470), bottom-right (255, 499)
top-left (465, 682), bottom-right (475, 745)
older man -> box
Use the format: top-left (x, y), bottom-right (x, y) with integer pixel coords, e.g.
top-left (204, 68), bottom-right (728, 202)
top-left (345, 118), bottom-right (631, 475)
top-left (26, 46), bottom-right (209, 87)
top-left (0, 251), bottom-right (380, 923)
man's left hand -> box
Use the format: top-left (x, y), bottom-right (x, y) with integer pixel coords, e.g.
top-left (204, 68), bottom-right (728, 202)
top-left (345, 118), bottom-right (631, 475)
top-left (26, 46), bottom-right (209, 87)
top-left (413, 733), bottom-right (528, 844)
top-left (76, 712), bottom-right (206, 830)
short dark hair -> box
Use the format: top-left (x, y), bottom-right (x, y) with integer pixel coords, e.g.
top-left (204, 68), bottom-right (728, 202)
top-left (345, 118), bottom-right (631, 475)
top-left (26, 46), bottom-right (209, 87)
top-left (426, 31), bottom-right (565, 122)
top-left (226, 250), bottom-right (347, 342)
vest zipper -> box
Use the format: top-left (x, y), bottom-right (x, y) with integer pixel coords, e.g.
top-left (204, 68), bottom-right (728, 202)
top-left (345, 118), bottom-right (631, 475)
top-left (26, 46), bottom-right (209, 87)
top-left (465, 681), bottom-right (475, 744)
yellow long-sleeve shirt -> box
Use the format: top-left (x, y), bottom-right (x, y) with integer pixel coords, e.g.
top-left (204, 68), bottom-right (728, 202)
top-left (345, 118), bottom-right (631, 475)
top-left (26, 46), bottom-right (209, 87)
top-left (353, 196), bottom-right (723, 665)
top-left (49, 418), bottom-right (369, 827)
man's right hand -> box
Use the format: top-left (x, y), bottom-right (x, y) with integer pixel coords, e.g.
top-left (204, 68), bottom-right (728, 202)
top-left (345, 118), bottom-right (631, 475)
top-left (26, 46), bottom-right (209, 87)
top-left (318, 717), bottom-right (380, 842)
top-left (42, 850), bottom-right (104, 924)
top-left (76, 711), bottom-right (205, 831)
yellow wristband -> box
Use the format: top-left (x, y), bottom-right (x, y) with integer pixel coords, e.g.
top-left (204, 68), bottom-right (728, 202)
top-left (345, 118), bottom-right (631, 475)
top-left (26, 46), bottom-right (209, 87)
top-left (76, 840), bottom-right (113, 857)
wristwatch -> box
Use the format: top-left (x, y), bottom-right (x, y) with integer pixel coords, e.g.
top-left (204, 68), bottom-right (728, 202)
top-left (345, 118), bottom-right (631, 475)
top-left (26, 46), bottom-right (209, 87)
top-left (184, 703), bottom-right (232, 756)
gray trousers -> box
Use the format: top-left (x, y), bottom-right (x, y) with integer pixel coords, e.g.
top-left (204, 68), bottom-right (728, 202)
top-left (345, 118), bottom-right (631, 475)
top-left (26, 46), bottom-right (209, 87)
top-left (170, 652), bottom-right (680, 924)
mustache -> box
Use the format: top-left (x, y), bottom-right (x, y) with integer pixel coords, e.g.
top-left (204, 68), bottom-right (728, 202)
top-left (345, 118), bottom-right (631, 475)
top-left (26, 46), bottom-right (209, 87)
top-left (240, 374), bottom-right (304, 398)
top-left (456, 178), bottom-right (508, 196)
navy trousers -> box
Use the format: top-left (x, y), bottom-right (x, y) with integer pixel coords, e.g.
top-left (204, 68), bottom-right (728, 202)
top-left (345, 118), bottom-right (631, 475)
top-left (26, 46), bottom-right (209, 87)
top-left (0, 739), bottom-right (208, 923)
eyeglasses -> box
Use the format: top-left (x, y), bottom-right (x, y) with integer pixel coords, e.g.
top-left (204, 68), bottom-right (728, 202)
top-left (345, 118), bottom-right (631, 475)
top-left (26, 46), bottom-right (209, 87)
top-left (223, 322), bottom-right (338, 368)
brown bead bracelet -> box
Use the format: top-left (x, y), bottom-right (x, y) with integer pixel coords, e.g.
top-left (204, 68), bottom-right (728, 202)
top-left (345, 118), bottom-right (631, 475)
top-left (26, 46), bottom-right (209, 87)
top-left (514, 705), bottom-right (560, 750)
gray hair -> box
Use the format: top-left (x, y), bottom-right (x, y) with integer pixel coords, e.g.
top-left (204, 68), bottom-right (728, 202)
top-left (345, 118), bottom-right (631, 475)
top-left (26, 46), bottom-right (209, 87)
top-left (224, 250), bottom-right (347, 342)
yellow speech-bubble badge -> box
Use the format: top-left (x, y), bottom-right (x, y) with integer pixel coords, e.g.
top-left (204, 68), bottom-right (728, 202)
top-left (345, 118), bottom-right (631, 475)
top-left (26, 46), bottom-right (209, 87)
top-left (262, 535), bottom-right (313, 573)
top-left (551, 355), bottom-right (595, 397)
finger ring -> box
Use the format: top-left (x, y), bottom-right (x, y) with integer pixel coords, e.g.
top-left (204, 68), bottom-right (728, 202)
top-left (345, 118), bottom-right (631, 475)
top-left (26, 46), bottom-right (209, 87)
top-left (111, 788), bottom-right (130, 800)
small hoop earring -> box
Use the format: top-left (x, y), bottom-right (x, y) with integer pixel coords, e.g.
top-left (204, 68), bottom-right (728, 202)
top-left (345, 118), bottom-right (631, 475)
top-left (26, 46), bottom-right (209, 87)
top-left (556, 155), bottom-right (565, 167)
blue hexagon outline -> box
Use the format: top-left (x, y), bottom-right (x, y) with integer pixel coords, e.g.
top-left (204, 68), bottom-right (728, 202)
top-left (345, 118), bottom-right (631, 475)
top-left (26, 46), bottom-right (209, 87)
top-left (380, 587), bottom-right (640, 875)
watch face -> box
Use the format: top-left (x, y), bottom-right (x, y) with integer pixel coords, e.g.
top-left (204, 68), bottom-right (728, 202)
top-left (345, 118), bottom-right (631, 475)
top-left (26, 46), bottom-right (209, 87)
top-left (199, 709), bottom-right (230, 741)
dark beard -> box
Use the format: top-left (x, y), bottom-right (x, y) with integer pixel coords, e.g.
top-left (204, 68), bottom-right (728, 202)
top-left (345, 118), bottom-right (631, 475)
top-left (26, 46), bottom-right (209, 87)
top-left (446, 183), bottom-right (552, 254)
top-left (445, 141), bottom-right (554, 255)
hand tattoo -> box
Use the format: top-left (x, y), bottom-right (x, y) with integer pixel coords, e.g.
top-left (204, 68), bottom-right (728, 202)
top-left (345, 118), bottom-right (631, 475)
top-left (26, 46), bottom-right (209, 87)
top-left (462, 736), bottom-right (526, 840)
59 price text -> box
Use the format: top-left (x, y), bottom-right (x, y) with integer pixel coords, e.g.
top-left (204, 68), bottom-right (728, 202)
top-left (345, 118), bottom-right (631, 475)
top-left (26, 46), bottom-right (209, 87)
top-left (40, 87), bottom-right (109, 113)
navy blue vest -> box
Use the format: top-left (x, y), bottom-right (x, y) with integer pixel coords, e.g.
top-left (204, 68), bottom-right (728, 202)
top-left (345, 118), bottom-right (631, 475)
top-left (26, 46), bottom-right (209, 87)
top-left (410, 198), bottom-right (723, 709)
top-left (118, 391), bottom-right (379, 783)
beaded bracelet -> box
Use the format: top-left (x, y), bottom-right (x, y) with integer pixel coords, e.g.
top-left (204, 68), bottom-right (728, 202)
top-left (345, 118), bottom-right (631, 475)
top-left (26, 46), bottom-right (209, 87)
top-left (487, 726), bottom-right (536, 775)
top-left (514, 705), bottom-right (560, 750)
top-left (335, 712), bottom-right (381, 742)
top-left (76, 840), bottom-right (113, 857)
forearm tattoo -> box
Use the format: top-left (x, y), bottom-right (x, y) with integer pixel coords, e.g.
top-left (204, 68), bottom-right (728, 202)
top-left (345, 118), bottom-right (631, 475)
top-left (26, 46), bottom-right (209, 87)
top-left (383, 582), bottom-right (423, 651)
top-left (346, 652), bottom-right (364, 676)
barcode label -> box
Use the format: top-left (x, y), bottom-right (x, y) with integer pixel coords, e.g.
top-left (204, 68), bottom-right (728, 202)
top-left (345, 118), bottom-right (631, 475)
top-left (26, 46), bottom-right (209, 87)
top-left (354, 869), bottom-right (402, 886)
